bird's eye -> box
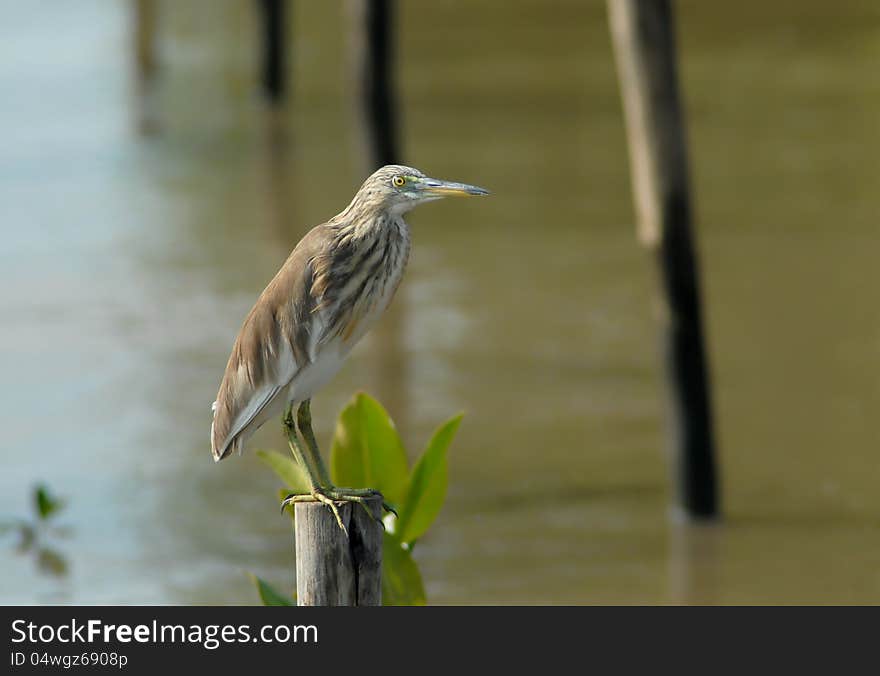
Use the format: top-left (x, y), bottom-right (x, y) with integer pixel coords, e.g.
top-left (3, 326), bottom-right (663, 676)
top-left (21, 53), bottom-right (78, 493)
top-left (392, 175), bottom-right (406, 188)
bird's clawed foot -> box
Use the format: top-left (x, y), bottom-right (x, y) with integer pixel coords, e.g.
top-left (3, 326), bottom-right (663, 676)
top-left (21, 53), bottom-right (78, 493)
top-left (280, 487), bottom-right (396, 537)
top-left (281, 400), bottom-right (396, 536)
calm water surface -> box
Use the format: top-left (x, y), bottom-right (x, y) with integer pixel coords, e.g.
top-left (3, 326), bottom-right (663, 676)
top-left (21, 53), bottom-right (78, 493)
top-left (1, 1), bottom-right (878, 604)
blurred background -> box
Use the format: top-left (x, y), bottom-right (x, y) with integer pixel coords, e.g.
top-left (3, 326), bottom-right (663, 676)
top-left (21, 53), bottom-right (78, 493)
top-left (1, 0), bottom-right (878, 604)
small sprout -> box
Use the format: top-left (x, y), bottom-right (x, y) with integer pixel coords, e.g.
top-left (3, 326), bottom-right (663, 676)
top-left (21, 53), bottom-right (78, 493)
top-left (2, 483), bottom-right (71, 579)
top-left (34, 485), bottom-right (64, 521)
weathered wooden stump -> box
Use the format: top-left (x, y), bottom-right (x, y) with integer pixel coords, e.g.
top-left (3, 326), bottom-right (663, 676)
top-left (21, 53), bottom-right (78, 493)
top-left (294, 496), bottom-right (383, 606)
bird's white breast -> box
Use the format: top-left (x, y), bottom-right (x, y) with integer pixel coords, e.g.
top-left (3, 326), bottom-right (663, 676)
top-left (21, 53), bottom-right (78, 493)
top-left (285, 338), bottom-right (348, 405)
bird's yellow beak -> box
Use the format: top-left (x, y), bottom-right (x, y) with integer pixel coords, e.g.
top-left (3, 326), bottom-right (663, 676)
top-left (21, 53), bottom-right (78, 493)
top-left (419, 177), bottom-right (490, 197)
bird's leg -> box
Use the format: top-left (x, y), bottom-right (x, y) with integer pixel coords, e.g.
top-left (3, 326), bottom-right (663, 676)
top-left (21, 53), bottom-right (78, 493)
top-left (281, 402), bottom-right (351, 533)
top-left (281, 403), bottom-right (323, 493)
top-left (289, 399), bottom-right (398, 526)
top-left (295, 399), bottom-right (332, 488)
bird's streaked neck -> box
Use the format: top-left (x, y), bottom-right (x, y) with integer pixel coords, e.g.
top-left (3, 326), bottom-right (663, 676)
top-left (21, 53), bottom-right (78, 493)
top-left (336, 196), bottom-right (411, 240)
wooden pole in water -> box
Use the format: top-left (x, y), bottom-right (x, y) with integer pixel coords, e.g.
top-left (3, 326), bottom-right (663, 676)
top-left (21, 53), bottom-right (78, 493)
top-left (348, 0), bottom-right (400, 167)
top-left (258, 0), bottom-right (287, 103)
top-left (133, 0), bottom-right (158, 82)
top-left (131, 0), bottom-right (160, 135)
top-left (294, 497), bottom-right (383, 606)
top-left (607, 0), bottom-right (719, 520)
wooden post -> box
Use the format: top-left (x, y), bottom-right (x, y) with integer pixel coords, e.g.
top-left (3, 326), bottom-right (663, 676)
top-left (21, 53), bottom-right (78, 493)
top-left (258, 0), bottom-right (288, 103)
top-left (607, 0), bottom-right (719, 520)
top-left (348, 0), bottom-right (400, 168)
top-left (131, 0), bottom-right (160, 136)
top-left (294, 496), bottom-right (383, 606)
top-left (133, 0), bottom-right (158, 82)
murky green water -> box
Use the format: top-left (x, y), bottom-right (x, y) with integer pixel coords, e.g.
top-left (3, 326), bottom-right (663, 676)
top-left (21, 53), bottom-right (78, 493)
top-left (2, 0), bottom-right (878, 604)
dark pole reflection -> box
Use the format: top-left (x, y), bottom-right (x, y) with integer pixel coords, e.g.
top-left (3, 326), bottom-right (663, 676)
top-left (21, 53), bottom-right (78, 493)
top-left (261, 108), bottom-right (301, 246)
top-left (667, 521), bottom-right (721, 604)
top-left (347, 0), bottom-right (409, 439)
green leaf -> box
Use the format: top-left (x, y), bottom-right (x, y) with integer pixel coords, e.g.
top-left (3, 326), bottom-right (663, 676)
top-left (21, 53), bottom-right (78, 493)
top-left (396, 414), bottom-right (462, 545)
top-left (256, 450), bottom-right (310, 495)
top-left (249, 574), bottom-right (295, 606)
top-left (382, 533), bottom-right (426, 606)
top-left (330, 392), bottom-right (409, 505)
top-left (34, 485), bottom-right (63, 521)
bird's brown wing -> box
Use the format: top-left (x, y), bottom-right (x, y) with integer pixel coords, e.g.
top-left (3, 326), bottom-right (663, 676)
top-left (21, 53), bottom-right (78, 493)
top-left (211, 226), bottom-right (332, 460)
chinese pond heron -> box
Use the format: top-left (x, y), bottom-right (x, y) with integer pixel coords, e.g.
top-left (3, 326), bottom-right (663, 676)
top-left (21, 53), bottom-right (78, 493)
top-left (211, 164), bottom-right (488, 531)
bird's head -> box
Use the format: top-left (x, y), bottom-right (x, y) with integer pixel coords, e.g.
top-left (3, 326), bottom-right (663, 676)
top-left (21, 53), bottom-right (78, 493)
top-left (352, 164), bottom-right (489, 217)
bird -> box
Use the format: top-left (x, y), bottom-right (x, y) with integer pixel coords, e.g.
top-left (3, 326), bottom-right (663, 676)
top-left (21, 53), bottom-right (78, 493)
top-left (211, 164), bottom-right (488, 531)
